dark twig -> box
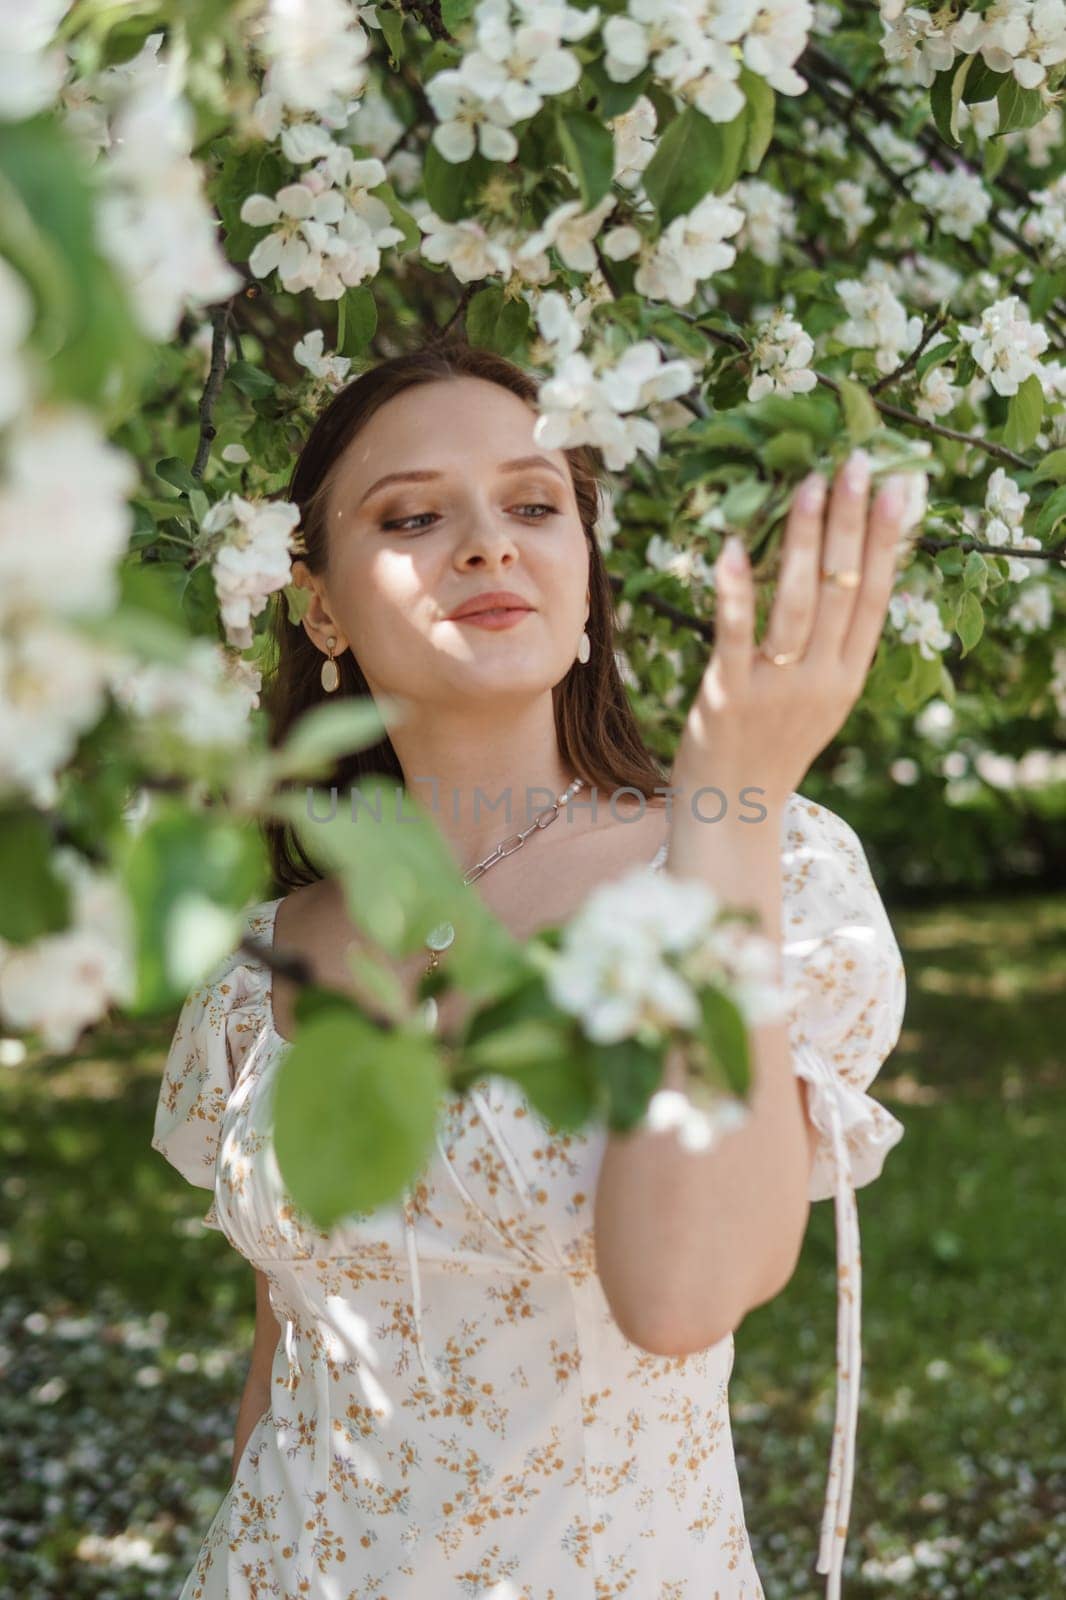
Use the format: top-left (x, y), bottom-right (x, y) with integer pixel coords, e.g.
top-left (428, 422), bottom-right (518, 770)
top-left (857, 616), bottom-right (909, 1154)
top-left (870, 310), bottom-right (951, 394)
top-left (191, 303), bottom-right (231, 479)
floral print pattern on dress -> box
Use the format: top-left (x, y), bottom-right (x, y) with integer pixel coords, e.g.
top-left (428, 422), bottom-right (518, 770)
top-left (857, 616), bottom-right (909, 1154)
top-left (151, 791), bottom-right (905, 1600)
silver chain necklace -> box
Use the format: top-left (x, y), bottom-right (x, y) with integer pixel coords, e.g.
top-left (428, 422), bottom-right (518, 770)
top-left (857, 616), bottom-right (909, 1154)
top-left (420, 775), bottom-right (585, 1031)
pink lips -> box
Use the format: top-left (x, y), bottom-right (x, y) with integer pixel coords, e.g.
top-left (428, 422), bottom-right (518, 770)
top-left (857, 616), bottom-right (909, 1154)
top-left (446, 590), bottom-right (535, 624)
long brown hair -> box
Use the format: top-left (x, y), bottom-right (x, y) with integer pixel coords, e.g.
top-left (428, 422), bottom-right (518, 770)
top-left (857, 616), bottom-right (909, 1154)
top-left (262, 339), bottom-right (668, 892)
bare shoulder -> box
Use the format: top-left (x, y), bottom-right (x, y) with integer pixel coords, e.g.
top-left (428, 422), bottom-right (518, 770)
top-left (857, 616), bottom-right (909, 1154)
top-left (270, 876), bottom-right (365, 1041)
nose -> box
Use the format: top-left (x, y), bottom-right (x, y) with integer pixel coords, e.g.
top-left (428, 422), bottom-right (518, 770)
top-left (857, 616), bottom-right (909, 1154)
top-left (452, 496), bottom-right (520, 572)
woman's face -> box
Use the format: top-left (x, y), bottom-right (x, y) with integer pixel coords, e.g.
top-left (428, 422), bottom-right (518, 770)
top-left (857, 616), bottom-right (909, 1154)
top-left (298, 375), bottom-right (591, 710)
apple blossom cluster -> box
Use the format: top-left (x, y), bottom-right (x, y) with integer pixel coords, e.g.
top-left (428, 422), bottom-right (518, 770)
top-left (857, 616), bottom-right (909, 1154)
top-left (200, 494), bottom-right (305, 651)
top-left (545, 859), bottom-right (792, 1151)
top-left (529, 292), bottom-right (694, 469)
top-left (957, 293), bottom-right (1052, 397)
top-left (0, 847), bottom-right (136, 1054)
top-left (426, 0), bottom-right (599, 163)
top-left (240, 156), bottom-right (405, 300)
top-left (888, 590), bottom-right (952, 659)
top-left (0, 0), bottom-right (70, 122)
top-left (835, 274), bottom-right (925, 375)
top-left (602, 0), bottom-right (815, 111)
top-left (0, 260), bottom-right (136, 804)
top-left (747, 308), bottom-right (818, 401)
top-left (880, 0), bottom-right (1066, 93)
top-left (979, 468), bottom-right (1047, 583)
top-left (56, 34), bottom-right (242, 343)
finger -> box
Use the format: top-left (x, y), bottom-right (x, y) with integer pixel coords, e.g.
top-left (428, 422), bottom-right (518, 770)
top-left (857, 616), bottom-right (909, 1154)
top-left (809, 447), bottom-right (872, 659)
top-left (841, 474), bottom-right (908, 680)
top-left (713, 534), bottom-right (755, 696)
top-left (759, 470), bottom-right (826, 663)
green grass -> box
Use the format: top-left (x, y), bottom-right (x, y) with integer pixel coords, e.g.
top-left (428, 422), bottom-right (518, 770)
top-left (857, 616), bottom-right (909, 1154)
top-left (1, 894), bottom-right (1063, 1597)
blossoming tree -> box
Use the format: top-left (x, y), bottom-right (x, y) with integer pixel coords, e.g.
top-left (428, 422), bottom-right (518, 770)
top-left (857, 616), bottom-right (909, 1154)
top-left (1, 0), bottom-right (1064, 1214)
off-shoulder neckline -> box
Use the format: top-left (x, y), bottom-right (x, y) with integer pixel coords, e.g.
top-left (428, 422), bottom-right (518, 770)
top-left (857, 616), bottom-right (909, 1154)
top-left (251, 838), bottom-right (671, 1050)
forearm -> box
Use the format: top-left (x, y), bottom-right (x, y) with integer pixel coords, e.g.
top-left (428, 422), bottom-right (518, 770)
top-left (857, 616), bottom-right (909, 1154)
top-left (594, 799), bottom-right (814, 1355)
top-left (231, 1373), bottom-right (272, 1483)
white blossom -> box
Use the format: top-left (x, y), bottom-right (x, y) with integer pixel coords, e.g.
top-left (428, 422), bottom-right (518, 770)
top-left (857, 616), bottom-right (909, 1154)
top-left (518, 195), bottom-right (616, 274)
top-left (611, 96), bottom-right (657, 190)
top-left (835, 275), bottom-right (924, 374)
top-left (747, 308), bottom-right (818, 400)
top-left (202, 495), bottom-right (304, 650)
top-left (957, 294), bottom-right (1050, 397)
top-left (0, 410), bottom-right (137, 625)
top-left (0, 0), bottom-right (68, 122)
top-left (546, 860), bottom-right (784, 1048)
top-left (92, 41), bottom-right (243, 341)
top-left (910, 167), bottom-right (992, 240)
top-left (293, 329), bottom-right (352, 388)
top-left (0, 849), bottom-right (136, 1051)
top-left (888, 590), bottom-right (951, 658)
top-left (634, 192), bottom-right (746, 308)
top-left (0, 617), bottom-right (118, 803)
top-left (109, 639), bottom-right (263, 746)
top-left (1006, 580), bottom-right (1053, 632)
top-left (255, 0), bottom-right (371, 115)
top-left (418, 212), bottom-right (513, 282)
top-left (733, 178), bottom-right (797, 267)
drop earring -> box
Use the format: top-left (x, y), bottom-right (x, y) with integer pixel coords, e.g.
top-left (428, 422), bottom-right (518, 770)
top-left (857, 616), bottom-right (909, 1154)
top-left (321, 636), bottom-right (340, 692)
top-left (576, 629), bottom-right (591, 665)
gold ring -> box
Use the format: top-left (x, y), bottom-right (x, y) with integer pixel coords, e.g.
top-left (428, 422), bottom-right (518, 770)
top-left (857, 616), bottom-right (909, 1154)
top-left (820, 567), bottom-right (862, 589)
top-left (759, 644), bottom-right (804, 667)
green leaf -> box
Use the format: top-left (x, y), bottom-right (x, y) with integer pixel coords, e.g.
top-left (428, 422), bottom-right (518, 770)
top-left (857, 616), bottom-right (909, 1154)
top-left (739, 66), bottom-right (775, 172)
top-left (116, 802), bottom-right (264, 1010)
top-left (929, 66), bottom-right (960, 147)
top-left (1029, 268), bottom-right (1066, 321)
top-left (838, 376), bottom-right (881, 443)
top-left (643, 107), bottom-right (725, 226)
top-left (155, 456), bottom-right (200, 496)
top-left (467, 284), bottom-right (504, 346)
top-left (273, 775), bottom-right (525, 999)
top-left (228, 360), bottom-right (276, 399)
top-left (962, 60), bottom-right (1007, 103)
top-left (274, 1012), bottom-right (445, 1225)
top-left (441, 0), bottom-right (475, 30)
top-left (579, 61), bottom-right (652, 120)
top-left (1032, 448), bottom-right (1066, 484)
top-left (995, 76), bottom-right (1048, 134)
top-left (377, 6), bottom-right (405, 64)
top-left (270, 696), bottom-right (392, 780)
top-left (0, 810), bottom-right (72, 943)
top-left (915, 339), bottom-right (958, 380)
top-left (1035, 483), bottom-right (1066, 539)
top-left (374, 180), bottom-right (421, 253)
top-left (949, 53), bottom-right (973, 142)
top-left (719, 477), bottom-right (771, 525)
top-left (955, 590), bottom-right (984, 655)
top-left (0, 116), bottom-right (149, 409)
top-left (1002, 372), bottom-right (1043, 452)
top-left (595, 1036), bottom-right (664, 1132)
top-left (423, 142), bottom-right (492, 222)
top-left (340, 285), bottom-right (377, 356)
top-left (762, 430), bottom-right (816, 473)
top-left (556, 108), bottom-right (615, 209)
top-left (697, 986), bottom-right (751, 1099)
top-left (962, 550), bottom-right (988, 594)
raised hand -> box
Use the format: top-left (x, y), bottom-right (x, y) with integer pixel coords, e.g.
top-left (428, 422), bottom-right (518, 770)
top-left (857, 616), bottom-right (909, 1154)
top-left (672, 448), bottom-right (910, 811)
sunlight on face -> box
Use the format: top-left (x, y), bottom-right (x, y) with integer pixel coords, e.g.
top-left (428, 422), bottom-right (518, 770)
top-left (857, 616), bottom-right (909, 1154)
top-left (317, 376), bottom-right (591, 708)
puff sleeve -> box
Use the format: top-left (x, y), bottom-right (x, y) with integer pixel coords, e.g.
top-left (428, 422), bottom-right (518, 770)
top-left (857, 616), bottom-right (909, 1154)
top-left (150, 946), bottom-right (250, 1233)
top-left (778, 793), bottom-right (907, 1600)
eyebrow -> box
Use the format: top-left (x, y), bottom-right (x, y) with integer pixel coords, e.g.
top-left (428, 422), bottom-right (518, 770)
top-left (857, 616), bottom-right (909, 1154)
top-left (355, 455), bottom-right (566, 509)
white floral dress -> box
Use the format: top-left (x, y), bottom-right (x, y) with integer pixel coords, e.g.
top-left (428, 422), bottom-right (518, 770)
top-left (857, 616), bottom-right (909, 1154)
top-left (152, 792), bottom-right (906, 1600)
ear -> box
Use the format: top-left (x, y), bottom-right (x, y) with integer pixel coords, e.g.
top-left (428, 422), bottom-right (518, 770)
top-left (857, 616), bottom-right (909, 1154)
top-left (292, 559), bottom-right (348, 653)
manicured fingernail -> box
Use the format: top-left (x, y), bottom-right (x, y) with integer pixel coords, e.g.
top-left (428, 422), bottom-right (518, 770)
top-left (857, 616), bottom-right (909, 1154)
top-left (879, 474), bottom-right (906, 515)
top-left (720, 534), bottom-right (747, 571)
top-left (844, 448), bottom-right (871, 491)
top-left (798, 472), bottom-right (825, 511)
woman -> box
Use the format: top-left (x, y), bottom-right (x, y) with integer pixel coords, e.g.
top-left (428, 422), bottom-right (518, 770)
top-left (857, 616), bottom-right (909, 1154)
top-left (153, 342), bottom-right (909, 1600)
